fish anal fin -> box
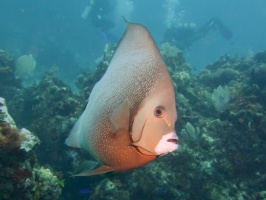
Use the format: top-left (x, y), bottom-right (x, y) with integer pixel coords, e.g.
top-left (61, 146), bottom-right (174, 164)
top-left (109, 97), bottom-right (130, 133)
top-left (74, 165), bottom-right (113, 176)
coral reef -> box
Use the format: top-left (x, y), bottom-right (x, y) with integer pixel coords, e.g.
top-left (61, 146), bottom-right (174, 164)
top-left (251, 63), bottom-right (266, 88)
top-left (0, 97), bottom-right (62, 200)
top-left (180, 122), bottom-right (201, 142)
top-left (33, 167), bottom-right (62, 200)
top-left (0, 49), bottom-right (21, 102)
top-left (0, 97), bottom-right (16, 128)
top-left (0, 122), bottom-right (24, 153)
top-left (1, 44), bottom-right (266, 200)
top-left (16, 54), bottom-right (36, 76)
top-left (211, 85), bottom-right (230, 112)
top-left (0, 97), bottom-right (25, 152)
top-left (12, 69), bottom-right (81, 170)
top-left (74, 47), bottom-right (266, 200)
top-left (76, 43), bottom-right (116, 100)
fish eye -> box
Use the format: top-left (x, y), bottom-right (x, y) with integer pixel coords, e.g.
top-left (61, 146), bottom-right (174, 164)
top-left (154, 106), bottom-right (165, 118)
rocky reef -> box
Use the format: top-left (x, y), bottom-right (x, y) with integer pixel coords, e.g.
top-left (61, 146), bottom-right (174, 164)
top-left (1, 45), bottom-right (266, 200)
top-left (0, 97), bottom-right (62, 200)
top-left (0, 50), bottom-right (21, 103)
top-left (0, 49), bottom-right (63, 200)
top-left (74, 46), bottom-right (266, 200)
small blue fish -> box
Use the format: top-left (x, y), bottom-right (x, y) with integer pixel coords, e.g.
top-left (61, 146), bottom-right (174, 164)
top-left (79, 189), bottom-right (91, 194)
top-left (156, 189), bottom-right (167, 194)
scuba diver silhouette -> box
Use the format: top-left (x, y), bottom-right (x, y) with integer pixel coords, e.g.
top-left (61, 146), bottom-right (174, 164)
top-left (81, 0), bottom-right (115, 32)
top-left (81, 0), bottom-right (119, 43)
top-left (163, 18), bottom-right (233, 50)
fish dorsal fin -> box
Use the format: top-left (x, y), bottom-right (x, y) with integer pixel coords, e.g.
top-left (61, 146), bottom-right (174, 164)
top-left (109, 97), bottom-right (130, 133)
top-left (107, 22), bottom-right (163, 72)
top-left (74, 165), bottom-right (113, 176)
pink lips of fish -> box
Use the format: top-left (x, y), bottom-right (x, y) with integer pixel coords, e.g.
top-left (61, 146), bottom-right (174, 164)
top-left (65, 20), bottom-right (178, 176)
top-left (155, 132), bottom-right (178, 155)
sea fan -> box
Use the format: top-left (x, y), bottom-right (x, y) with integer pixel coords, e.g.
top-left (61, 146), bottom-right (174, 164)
top-left (211, 85), bottom-right (230, 112)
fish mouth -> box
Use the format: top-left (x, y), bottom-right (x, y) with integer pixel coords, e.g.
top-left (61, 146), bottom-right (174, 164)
top-left (167, 138), bottom-right (178, 144)
top-left (154, 132), bottom-right (178, 154)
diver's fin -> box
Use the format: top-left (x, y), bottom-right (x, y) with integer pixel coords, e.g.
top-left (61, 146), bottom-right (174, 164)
top-left (214, 18), bottom-right (233, 40)
top-left (73, 165), bottom-right (114, 176)
top-left (109, 97), bottom-right (130, 133)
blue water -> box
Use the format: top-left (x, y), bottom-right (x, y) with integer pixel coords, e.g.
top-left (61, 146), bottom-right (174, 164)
top-left (0, 0), bottom-right (265, 79)
top-left (1, 1), bottom-right (266, 200)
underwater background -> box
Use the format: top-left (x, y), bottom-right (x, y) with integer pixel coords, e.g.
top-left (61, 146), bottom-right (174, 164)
top-left (0, 0), bottom-right (266, 199)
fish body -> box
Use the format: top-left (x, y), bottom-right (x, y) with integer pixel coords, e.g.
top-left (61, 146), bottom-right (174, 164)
top-left (66, 21), bottom-right (178, 176)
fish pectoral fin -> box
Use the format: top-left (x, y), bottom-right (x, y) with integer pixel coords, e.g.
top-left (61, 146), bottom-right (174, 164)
top-left (109, 97), bottom-right (130, 133)
top-left (73, 165), bottom-right (114, 176)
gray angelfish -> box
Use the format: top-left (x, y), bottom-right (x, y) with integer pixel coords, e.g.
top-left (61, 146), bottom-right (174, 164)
top-left (66, 21), bottom-right (178, 176)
